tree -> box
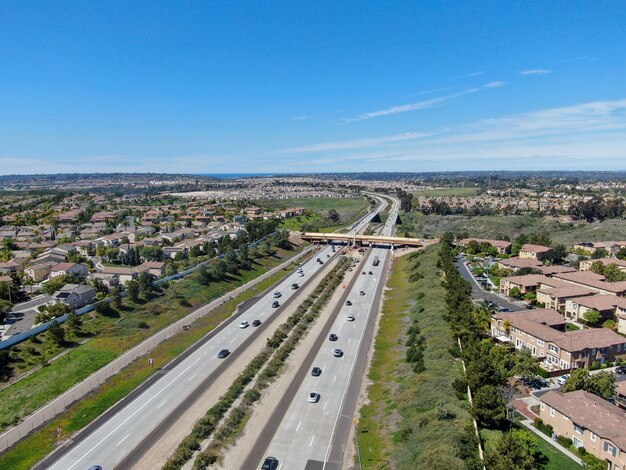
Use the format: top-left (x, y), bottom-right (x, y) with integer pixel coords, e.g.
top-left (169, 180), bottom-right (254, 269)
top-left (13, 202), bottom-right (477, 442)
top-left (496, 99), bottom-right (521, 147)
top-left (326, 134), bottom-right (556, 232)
top-left (562, 369), bottom-right (615, 400)
top-left (137, 272), bottom-right (154, 298)
top-left (583, 309), bottom-right (602, 327)
top-left (485, 429), bottom-right (542, 470)
top-left (512, 349), bottom-right (539, 381)
top-left (509, 287), bottom-right (522, 299)
top-left (591, 247), bottom-right (609, 259)
top-left (472, 384), bottom-right (507, 428)
top-left (110, 286), bottom-right (123, 309)
top-left (47, 320), bottom-right (66, 346)
top-left (546, 244), bottom-right (567, 264)
top-left (0, 299), bottom-right (11, 323)
top-left (327, 209), bottom-right (340, 223)
top-left (603, 263), bottom-right (626, 282)
top-left (66, 311), bottom-right (82, 334)
top-left (126, 280), bottom-right (140, 303)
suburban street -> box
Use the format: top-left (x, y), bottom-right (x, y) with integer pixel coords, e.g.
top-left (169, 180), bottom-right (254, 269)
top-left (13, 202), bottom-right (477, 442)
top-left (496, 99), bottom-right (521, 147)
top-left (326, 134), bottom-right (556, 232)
top-left (241, 197), bottom-right (399, 470)
top-left (43, 197), bottom-right (385, 470)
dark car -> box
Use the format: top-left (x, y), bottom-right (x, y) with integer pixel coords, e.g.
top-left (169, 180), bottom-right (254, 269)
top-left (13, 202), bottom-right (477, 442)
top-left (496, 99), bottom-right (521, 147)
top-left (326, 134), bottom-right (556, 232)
top-left (346, 300), bottom-right (353, 306)
top-left (252, 319), bottom-right (262, 327)
top-left (311, 366), bottom-right (322, 376)
top-left (261, 456), bottom-right (279, 470)
top-left (291, 283), bottom-right (299, 290)
top-left (217, 349), bottom-right (230, 359)
top-left (368, 271), bottom-right (373, 275)
top-left (272, 301), bottom-right (280, 308)
top-left (88, 467), bottom-right (103, 470)
top-left (329, 333), bottom-right (338, 341)
top-left (616, 365), bottom-right (626, 374)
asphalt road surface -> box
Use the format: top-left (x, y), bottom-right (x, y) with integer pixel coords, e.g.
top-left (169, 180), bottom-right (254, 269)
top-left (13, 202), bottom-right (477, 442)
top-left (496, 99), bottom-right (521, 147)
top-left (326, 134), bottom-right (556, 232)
top-left (44, 198), bottom-right (384, 470)
top-left (246, 197), bottom-right (399, 470)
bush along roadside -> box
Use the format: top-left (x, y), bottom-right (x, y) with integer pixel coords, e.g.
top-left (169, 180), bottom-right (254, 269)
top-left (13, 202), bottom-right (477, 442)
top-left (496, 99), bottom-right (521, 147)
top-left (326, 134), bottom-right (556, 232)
top-left (162, 256), bottom-right (351, 470)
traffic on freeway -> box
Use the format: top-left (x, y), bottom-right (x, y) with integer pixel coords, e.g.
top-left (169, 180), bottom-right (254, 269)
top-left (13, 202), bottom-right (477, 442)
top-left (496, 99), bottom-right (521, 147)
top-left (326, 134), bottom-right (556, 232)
top-left (43, 196), bottom-right (386, 470)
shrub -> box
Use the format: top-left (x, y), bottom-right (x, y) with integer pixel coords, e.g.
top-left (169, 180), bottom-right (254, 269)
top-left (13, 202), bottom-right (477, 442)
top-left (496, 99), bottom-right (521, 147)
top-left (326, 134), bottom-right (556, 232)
top-left (556, 435), bottom-right (572, 448)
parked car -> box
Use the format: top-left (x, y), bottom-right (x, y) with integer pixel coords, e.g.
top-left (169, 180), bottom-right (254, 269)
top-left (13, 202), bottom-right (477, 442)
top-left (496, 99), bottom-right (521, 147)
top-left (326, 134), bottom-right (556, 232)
top-left (261, 456), bottom-right (279, 470)
top-left (272, 301), bottom-right (280, 308)
top-left (239, 321), bottom-right (249, 329)
top-left (308, 392), bottom-right (320, 403)
top-left (252, 319), bottom-right (262, 327)
top-left (347, 315), bottom-right (355, 322)
top-left (329, 333), bottom-right (338, 341)
top-left (333, 348), bottom-right (343, 357)
top-left (311, 366), bottom-right (322, 376)
top-left (557, 374), bottom-right (570, 386)
top-left (615, 365), bottom-right (626, 375)
top-left (217, 349), bottom-right (230, 359)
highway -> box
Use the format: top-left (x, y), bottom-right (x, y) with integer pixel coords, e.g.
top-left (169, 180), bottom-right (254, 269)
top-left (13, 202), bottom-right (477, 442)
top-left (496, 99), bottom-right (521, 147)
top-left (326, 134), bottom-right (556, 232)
top-left (43, 196), bottom-right (385, 470)
top-left (244, 196), bottom-right (399, 470)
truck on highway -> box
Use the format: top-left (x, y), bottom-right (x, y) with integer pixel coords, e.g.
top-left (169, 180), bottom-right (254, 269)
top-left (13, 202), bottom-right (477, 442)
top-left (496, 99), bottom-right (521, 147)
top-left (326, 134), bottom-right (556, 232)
top-left (372, 256), bottom-right (380, 266)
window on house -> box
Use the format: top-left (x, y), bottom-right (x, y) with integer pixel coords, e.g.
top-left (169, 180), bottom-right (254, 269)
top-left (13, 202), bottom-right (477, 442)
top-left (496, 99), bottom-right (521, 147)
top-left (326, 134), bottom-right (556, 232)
top-left (573, 437), bottom-right (583, 448)
top-left (574, 424), bottom-right (584, 434)
top-left (538, 339), bottom-right (545, 346)
top-left (591, 432), bottom-right (596, 442)
top-left (540, 402), bottom-right (545, 410)
top-left (550, 408), bottom-right (555, 417)
top-left (604, 442), bottom-right (617, 457)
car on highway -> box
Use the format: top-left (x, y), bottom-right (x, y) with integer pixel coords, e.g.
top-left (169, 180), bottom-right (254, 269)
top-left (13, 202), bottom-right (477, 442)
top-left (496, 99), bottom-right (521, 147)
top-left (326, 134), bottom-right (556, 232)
top-left (252, 319), bottom-right (262, 327)
top-left (333, 348), bottom-right (343, 357)
top-left (217, 349), bottom-right (230, 359)
top-left (347, 315), bottom-right (355, 322)
top-left (359, 290), bottom-right (365, 296)
top-left (361, 271), bottom-right (366, 275)
top-left (273, 291), bottom-right (281, 298)
top-left (311, 366), bottom-right (322, 376)
top-left (299, 272), bottom-right (305, 277)
top-left (329, 333), bottom-right (338, 341)
top-left (308, 392), bottom-right (321, 403)
top-left (326, 254), bottom-right (331, 258)
top-left (272, 301), bottom-right (280, 308)
top-left (239, 321), bottom-right (249, 329)
top-left (261, 456), bottom-right (279, 470)
top-left (368, 271), bottom-right (373, 275)
top-left (291, 283), bottom-right (299, 290)
top-left (346, 300), bottom-right (353, 306)
top-left (88, 466), bottom-right (103, 470)
top-left (557, 374), bottom-right (570, 386)
top-left (615, 365), bottom-right (626, 374)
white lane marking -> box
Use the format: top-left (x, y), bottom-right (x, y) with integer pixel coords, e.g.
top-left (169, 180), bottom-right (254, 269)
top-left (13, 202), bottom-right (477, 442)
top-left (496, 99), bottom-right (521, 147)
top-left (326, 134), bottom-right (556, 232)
top-left (187, 374), bottom-right (196, 382)
top-left (353, 324), bottom-right (356, 329)
top-left (230, 336), bottom-right (237, 344)
top-left (57, 355), bottom-right (202, 470)
top-left (296, 420), bottom-right (302, 432)
top-left (348, 338), bottom-right (351, 345)
top-left (157, 400), bottom-right (167, 410)
top-left (116, 434), bottom-right (129, 446)
top-left (310, 435), bottom-right (315, 447)
top-left (323, 401), bottom-right (328, 410)
top-left (333, 376), bottom-right (337, 383)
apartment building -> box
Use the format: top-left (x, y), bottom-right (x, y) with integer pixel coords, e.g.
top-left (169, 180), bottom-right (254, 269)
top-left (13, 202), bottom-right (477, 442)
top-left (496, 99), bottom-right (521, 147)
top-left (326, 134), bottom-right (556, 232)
top-left (580, 258), bottom-right (626, 272)
top-left (573, 241), bottom-right (626, 256)
top-left (539, 390), bottom-right (626, 470)
top-left (457, 238), bottom-right (512, 254)
top-left (497, 257), bottom-right (542, 272)
top-left (519, 243), bottom-right (553, 260)
top-left (491, 310), bottom-right (626, 371)
top-left (536, 285), bottom-right (595, 312)
top-left (554, 271), bottom-right (626, 296)
top-left (500, 274), bottom-right (568, 296)
top-left (564, 295), bottom-right (626, 323)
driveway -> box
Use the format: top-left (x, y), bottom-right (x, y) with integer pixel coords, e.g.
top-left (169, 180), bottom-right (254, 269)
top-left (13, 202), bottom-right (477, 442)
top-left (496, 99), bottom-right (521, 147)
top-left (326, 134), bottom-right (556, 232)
top-left (455, 257), bottom-right (522, 311)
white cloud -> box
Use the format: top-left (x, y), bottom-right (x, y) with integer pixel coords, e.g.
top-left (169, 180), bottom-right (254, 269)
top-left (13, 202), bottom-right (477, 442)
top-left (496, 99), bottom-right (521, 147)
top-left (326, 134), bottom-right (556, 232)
top-left (344, 82), bottom-right (505, 123)
top-left (519, 69), bottom-right (553, 75)
top-left (280, 132), bottom-right (433, 154)
top-left (450, 71), bottom-right (485, 80)
top-left (292, 115), bottom-right (310, 121)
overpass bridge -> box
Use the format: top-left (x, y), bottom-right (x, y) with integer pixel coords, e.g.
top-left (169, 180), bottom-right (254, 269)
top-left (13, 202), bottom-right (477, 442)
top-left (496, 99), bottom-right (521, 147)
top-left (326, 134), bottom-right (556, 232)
top-left (301, 232), bottom-right (427, 247)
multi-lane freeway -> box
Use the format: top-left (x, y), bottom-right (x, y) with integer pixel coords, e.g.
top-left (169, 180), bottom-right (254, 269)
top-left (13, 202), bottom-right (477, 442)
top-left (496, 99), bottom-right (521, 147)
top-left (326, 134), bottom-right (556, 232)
top-left (242, 196), bottom-right (399, 470)
top-left (43, 196), bottom-right (386, 470)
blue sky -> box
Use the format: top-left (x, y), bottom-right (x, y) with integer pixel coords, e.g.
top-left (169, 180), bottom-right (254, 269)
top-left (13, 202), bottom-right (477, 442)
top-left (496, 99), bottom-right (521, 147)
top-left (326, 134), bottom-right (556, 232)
top-left (1, 1), bottom-right (626, 174)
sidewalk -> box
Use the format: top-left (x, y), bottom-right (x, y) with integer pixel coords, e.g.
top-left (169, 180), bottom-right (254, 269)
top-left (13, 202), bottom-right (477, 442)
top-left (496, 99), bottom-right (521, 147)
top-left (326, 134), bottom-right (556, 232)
top-left (519, 418), bottom-right (583, 465)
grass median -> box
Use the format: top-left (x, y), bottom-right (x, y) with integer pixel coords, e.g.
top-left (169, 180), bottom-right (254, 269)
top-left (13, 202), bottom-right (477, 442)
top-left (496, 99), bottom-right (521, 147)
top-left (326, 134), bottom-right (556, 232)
top-left (356, 246), bottom-right (471, 469)
top-left (0, 248), bottom-right (307, 470)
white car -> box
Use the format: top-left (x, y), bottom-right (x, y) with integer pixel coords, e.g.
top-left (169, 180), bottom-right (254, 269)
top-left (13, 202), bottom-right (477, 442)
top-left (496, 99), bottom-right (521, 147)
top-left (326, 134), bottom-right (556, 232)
top-left (239, 321), bottom-right (249, 329)
top-left (273, 291), bottom-right (282, 298)
top-left (347, 315), bottom-right (355, 322)
top-left (557, 374), bottom-right (570, 386)
top-left (308, 392), bottom-right (320, 403)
